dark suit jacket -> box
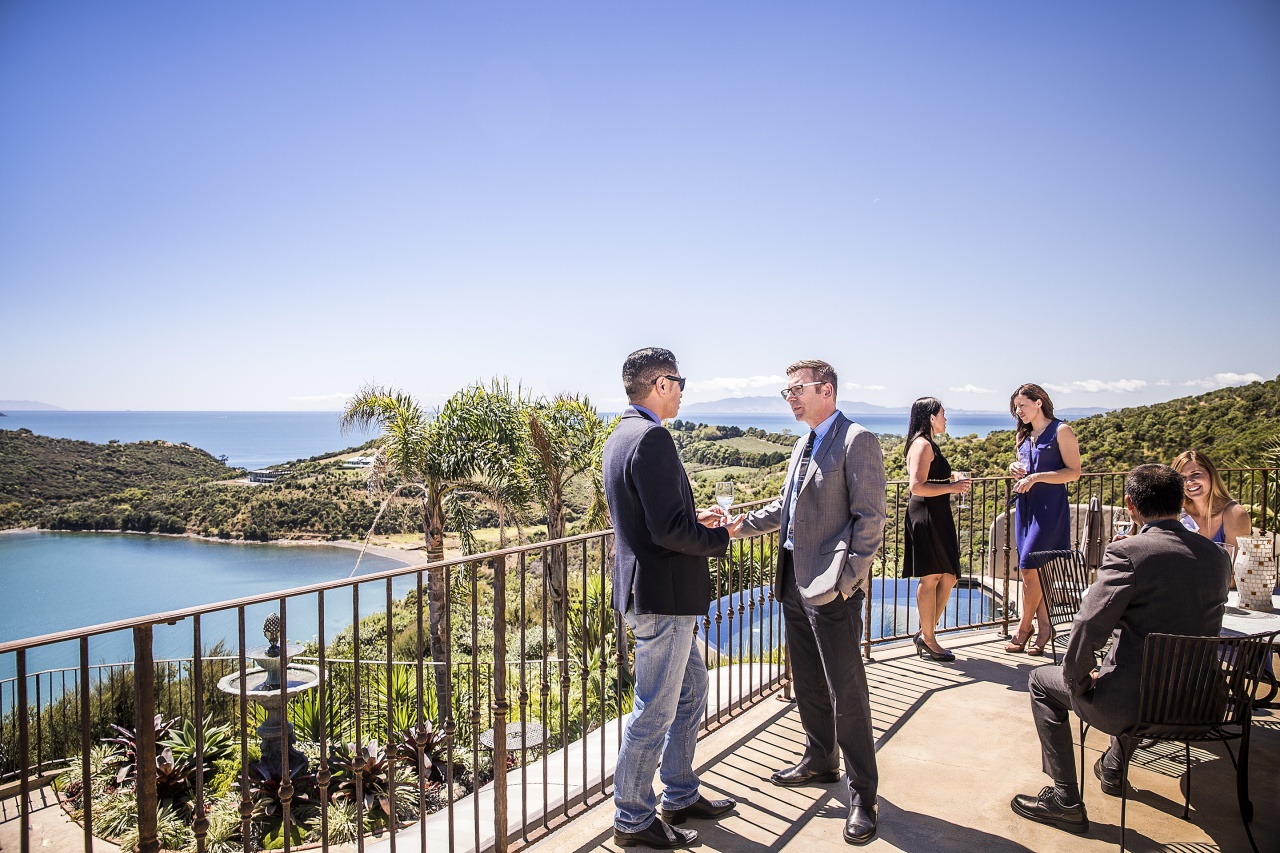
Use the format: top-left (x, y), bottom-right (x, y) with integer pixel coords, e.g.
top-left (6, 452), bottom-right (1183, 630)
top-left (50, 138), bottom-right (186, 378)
top-left (1063, 518), bottom-right (1231, 734)
top-left (603, 407), bottom-right (730, 615)
top-left (740, 412), bottom-right (887, 605)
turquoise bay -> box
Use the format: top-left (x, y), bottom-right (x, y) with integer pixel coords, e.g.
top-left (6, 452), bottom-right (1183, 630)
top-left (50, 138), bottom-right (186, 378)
top-left (0, 532), bottom-right (417, 679)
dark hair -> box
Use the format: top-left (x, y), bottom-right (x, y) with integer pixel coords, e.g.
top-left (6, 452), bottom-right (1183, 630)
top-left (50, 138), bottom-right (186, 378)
top-left (622, 347), bottom-right (678, 401)
top-left (1125, 464), bottom-right (1186, 519)
top-left (904, 397), bottom-right (943, 458)
top-left (786, 359), bottom-right (838, 398)
top-left (1010, 382), bottom-right (1056, 447)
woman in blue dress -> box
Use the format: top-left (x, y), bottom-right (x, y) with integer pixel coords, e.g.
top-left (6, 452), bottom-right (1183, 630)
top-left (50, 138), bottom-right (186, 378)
top-left (1004, 383), bottom-right (1081, 656)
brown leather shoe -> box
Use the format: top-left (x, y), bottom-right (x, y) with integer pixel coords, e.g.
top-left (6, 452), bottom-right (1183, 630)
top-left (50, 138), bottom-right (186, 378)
top-left (659, 794), bottom-right (736, 824)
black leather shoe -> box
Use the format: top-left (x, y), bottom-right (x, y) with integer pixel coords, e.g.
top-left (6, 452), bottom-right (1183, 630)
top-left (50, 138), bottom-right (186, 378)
top-left (1093, 756), bottom-right (1124, 797)
top-left (660, 794), bottom-right (737, 825)
top-left (613, 817), bottom-right (697, 849)
top-left (843, 803), bottom-right (877, 845)
top-left (770, 764), bottom-right (841, 786)
top-left (1010, 786), bottom-right (1089, 834)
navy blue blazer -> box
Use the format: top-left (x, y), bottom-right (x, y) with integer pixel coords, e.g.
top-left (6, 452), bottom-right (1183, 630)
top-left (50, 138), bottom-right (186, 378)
top-left (603, 407), bottom-right (730, 615)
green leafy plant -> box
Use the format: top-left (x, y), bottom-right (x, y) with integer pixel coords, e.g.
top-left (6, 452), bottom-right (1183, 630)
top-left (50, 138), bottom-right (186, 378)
top-left (395, 720), bottom-right (462, 785)
top-left (329, 741), bottom-right (396, 829)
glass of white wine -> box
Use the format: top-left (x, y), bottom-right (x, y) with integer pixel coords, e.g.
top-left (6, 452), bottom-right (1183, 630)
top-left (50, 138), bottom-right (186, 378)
top-left (952, 471), bottom-right (970, 510)
top-left (1114, 507), bottom-right (1134, 539)
top-left (715, 481), bottom-right (735, 519)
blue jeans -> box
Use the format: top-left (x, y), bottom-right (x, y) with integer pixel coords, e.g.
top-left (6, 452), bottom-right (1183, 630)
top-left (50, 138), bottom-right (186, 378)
top-left (613, 611), bottom-right (708, 833)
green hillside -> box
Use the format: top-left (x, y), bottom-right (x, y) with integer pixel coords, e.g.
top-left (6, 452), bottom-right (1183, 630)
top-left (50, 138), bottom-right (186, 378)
top-left (937, 375), bottom-right (1280, 479)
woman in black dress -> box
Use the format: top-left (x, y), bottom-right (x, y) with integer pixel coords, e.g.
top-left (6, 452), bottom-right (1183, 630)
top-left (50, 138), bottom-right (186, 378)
top-left (903, 397), bottom-right (970, 662)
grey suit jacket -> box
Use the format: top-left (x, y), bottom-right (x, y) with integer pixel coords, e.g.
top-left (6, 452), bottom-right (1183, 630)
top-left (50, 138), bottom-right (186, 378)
top-left (1063, 518), bottom-right (1231, 734)
top-left (741, 412), bottom-right (887, 605)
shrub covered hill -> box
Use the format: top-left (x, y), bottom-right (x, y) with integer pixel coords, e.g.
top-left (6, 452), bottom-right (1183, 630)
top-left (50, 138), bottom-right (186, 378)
top-left (930, 374), bottom-right (1280, 481)
top-left (0, 430), bottom-right (234, 529)
top-left (2, 376), bottom-right (1276, 538)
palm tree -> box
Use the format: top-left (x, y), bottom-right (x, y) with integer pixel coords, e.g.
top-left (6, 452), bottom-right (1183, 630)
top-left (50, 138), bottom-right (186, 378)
top-left (525, 394), bottom-right (610, 661)
top-left (341, 382), bottom-right (529, 716)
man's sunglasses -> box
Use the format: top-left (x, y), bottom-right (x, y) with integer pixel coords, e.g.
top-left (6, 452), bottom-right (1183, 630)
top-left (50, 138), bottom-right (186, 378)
top-left (654, 375), bottom-right (686, 391)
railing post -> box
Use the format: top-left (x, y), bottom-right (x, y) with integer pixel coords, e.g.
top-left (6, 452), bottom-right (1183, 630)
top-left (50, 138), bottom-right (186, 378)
top-left (490, 555), bottom-right (509, 853)
top-left (134, 624), bottom-right (160, 853)
top-left (17, 650), bottom-right (30, 853)
top-left (1002, 479), bottom-right (1013, 638)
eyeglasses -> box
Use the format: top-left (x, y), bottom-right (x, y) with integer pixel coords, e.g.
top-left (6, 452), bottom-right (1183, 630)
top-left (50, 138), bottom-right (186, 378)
top-left (654, 375), bottom-right (686, 391)
top-left (780, 381), bottom-right (825, 399)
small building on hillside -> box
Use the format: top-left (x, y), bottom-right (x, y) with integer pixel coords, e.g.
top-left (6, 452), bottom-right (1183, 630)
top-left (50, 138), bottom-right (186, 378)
top-left (248, 468), bottom-right (293, 484)
top-left (342, 456), bottom-right (375, 468)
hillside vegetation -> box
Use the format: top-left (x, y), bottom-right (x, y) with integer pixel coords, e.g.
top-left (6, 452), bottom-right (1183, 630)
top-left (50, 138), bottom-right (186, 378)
top-left (3, 377), bottom-right (1277, 537)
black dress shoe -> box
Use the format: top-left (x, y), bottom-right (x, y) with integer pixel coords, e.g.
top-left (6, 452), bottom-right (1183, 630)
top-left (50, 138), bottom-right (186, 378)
top-left (843, 803), bottom-right (877, 845)
top-left (1093, 756), bottom-right (1124, 797)
top-left (770, 764), bottom-right (841, 786)
top-left (613, 817), bottom-right (697, 849)
top-left (659, 794), bottom-right (737, 825)
top-left (1010, 786), bottom-right (1089, 834)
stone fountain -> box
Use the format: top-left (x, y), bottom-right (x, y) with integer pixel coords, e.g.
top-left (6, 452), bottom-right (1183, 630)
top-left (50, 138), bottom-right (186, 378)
top-left (217, 613), bottom-right (321, 776)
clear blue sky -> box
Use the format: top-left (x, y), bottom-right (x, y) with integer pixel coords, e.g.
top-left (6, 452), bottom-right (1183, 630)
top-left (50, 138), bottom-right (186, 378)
top-left (2, 1), bottom-right (1277, 413)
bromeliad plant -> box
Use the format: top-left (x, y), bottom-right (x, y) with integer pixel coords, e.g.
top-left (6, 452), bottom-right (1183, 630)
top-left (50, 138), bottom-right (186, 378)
top-left (105, 715), bottom-right (197, 801)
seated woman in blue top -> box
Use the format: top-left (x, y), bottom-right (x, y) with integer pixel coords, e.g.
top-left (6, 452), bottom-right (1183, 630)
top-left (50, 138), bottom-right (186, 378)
top-left (1171, 450), bottom-right (1252, 550)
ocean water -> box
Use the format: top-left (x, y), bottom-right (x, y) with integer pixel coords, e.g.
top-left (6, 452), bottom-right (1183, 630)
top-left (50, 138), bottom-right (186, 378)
top-left (675, 412), bottom-right (1013, 438)
top-left (0, 531), bottom-right (418, 678)
top-left (0, 411), bottom-right (380, 469)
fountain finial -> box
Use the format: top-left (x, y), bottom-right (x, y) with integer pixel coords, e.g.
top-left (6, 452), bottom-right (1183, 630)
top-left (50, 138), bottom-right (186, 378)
top-left (263, 613), bottom-right (281, 658)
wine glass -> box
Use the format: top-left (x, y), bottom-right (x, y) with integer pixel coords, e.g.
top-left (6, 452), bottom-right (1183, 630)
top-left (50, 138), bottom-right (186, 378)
top-left (715, 482), bottom-right (735, 518)
top-left (952, 471), bottom-right (970, 510)
top-left (1113, 508), bottom-right (1133, 539)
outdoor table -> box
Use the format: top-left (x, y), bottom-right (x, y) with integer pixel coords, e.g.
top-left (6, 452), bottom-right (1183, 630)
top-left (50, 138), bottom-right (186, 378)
top-left (1221, 590), bottom-right (1280, 707)
top-left (1221, 591), bottom-right (1280, 639)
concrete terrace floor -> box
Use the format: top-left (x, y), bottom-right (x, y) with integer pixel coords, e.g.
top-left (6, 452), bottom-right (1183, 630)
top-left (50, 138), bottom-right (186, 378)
top-left (528, 630), bottom-right (1280, 853)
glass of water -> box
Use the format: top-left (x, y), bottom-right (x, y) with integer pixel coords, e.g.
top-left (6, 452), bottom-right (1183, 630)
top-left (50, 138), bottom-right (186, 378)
top-left (952, 471), bottom-right (970, 509)
top-left (715, 482), bottom-right (735, 517)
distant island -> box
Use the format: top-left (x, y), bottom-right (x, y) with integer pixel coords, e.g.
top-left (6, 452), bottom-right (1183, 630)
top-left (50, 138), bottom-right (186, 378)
top-left (681, 395), bottom-right (1109, 419)
top-left (0, 400), bottom-right (64, 411)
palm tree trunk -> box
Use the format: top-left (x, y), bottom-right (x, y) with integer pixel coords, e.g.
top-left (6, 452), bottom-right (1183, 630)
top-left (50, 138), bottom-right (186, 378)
top-left (423, 497), bottom-right (451, 722)
top-left (546, 489), bottom-right (570, 673)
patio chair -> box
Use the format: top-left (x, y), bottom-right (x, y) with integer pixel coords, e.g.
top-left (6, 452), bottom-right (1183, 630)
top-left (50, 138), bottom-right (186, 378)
top-left (1078, 630), bottom-right (1278, 852)
top-left (1028, 549), bottom-right (1089, 664)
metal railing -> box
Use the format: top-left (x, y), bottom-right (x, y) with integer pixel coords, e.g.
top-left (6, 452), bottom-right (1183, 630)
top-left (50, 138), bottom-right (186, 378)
top-left (1, 467), bottom-right (1275, 853)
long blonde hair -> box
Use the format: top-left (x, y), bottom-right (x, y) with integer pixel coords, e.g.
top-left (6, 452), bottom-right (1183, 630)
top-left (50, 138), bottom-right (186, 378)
top-left (1170, 450), bottom-right (1235, 514)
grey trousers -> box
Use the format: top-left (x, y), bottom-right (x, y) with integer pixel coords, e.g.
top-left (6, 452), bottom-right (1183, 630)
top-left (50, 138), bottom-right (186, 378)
top-left (1028, 665), bottom-right (1123, 785)
top-left (781, 550), bottom-right (878, 807)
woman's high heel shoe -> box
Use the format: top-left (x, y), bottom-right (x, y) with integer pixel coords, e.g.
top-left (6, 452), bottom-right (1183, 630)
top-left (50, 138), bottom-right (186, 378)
top-left (1004, 628), bottom-right (1032, 653)
top-left (1027, 624), bottom-right (1056, 657)
top-left (914, 632), bottom-right (956, 663)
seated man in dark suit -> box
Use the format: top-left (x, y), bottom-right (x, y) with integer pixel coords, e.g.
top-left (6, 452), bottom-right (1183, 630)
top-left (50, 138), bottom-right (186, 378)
top-left (1011, 463), bottom-right (1231, 834)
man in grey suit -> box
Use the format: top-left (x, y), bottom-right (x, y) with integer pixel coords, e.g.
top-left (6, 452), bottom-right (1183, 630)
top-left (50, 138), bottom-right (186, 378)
top-left (732, 359), bottom-right (887, 845)
top-left (1011, 463), bottom-right (1231, 834)
top-left (603, 347), bottom-right (736, 850)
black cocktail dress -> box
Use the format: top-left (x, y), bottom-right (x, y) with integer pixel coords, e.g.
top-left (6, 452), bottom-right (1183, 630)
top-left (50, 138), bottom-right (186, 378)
top-left (903, 438), bottom-right (962, 578)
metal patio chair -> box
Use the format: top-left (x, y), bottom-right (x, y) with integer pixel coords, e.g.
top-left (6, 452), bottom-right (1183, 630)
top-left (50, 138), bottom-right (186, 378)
top-left (1078, 630), bottom-right (1277, 852)
top-left (1029, 549), bottom-right (1089, 664)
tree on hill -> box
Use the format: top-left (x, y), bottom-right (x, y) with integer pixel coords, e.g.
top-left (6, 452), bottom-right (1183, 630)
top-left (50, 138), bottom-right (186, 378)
top-left (340, 382), bottom-right (528, 717)
top-left (525, 393), bottom-right (610, 660)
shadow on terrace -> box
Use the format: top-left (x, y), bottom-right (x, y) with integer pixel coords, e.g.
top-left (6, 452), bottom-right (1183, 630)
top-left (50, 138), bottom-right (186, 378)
top-left (1, 470), bottom-right (1277, 853)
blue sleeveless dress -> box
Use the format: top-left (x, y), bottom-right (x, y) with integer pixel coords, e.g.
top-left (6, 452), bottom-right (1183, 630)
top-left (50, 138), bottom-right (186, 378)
top-left (1015, 419), bottom-right (1071, 568)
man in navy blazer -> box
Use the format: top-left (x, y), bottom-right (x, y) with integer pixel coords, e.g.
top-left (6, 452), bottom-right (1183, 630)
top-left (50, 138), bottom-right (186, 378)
top-left (1011, 463), bottom-right (1231, 834)
top-left (603, 347), bottom-right (735, 849)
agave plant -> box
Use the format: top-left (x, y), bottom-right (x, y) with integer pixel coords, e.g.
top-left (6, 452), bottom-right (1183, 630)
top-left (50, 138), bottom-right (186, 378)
top-left (247, 759), bottom-right (316, 819)
top-left (395, 720), bottom-right (463, 785)
top-left (161, 713), bottom-right (236, 769)
top-left (105, 715), bottom-right (195, 799)
top-left (329, 741), bottom-right (395, 827)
